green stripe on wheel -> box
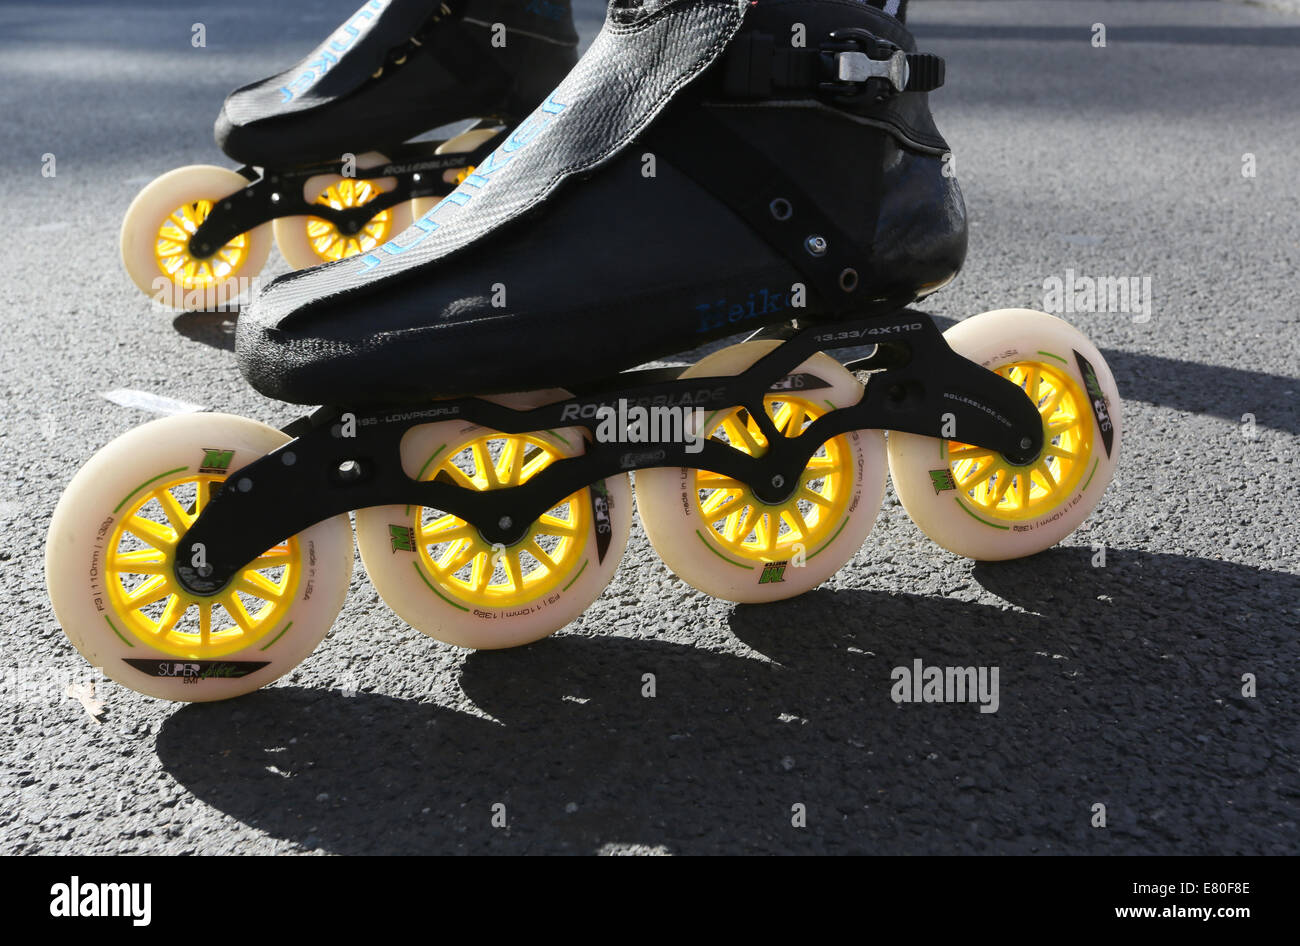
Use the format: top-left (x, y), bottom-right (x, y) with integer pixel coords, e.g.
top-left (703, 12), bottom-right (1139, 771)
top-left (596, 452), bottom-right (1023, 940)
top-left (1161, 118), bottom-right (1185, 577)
top-left (954, 498), bottom-right (1011, 530)
top-left (694, 529), bottom-right (756, 569)
top-left (413, 561), bottom-right (470, 611)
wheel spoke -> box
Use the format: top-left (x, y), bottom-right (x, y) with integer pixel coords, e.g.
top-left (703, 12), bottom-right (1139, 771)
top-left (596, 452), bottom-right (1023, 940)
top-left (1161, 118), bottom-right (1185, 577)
top-left (124, 514), bottom-right (177, 551)
top-left (696, 473), bottom-right (745, 491)
top-left (700, 488), bottom-right (743, 519)
top-left (952, 455), bottom-right (995, 489)
top-left (1039, 385), bottom-right (1064, 419)
top-left (722, 414), bottom-right (764, 456)
top-left (525, 539), bottom-right (557, 573)
top-left (1035, 459), bottom-right (1058, 490)
top-left (988, 468), bottom-right (1014, 507)
top-left (725, 504), bottom-right (757, 544)
top-left (440, 461), bottom-right (478, 491)
top-left (804, 456), bottom-right (841, 476)
top-left (800, 485), bottom-right (832, 508)
top-left (537, 513), bottom-right (578, 538)
top-left (758, 512), bottom-right (779, 553)
top-left (948, 446), bottom-right (995, 461)
top-left (503, 549), bottom-right (524, 592)
top-left (154, 486), bottom-right (191, 531)
top-left (470, 552), bottom-right (490, 593)
top-left (154, 595), bottom-right (187, 638)
top-left (471, 442), bottom-right (498, 487)
top-left (222, 593), bottom-right (256, 634)
top-left (436, 538), bottom-right (478, 574)
top-left (1024, 366), bottom-right (1042, 405)
top-left (420, 517), bottom-right (474, 543)
top-left (779, 508), bottom-right (806, 540)
top-left (520, 449), bottom-right (553, 483)
top-left (247, 545), bottom-right (292, 569)
top-left (498, 437), bottom-right (525, 486)
top-left (778, 401), bottom-right (805, 437)
top-left (111, 548), bottom-right (167, 574)
top-left (234, 570), bottom-right (285, 602)
top-left (125, 574), bottom-right (172, 610)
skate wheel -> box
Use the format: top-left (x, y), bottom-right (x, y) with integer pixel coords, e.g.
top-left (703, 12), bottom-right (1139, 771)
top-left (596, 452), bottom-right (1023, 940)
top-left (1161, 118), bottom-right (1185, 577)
top-left (887, 308), bottom-right (1122, 560)
top-left (635, 341), bottom-right (886, 603)
top-left (45, 413), bottom-right (353, 702)
top-left (120, 165), bottom-right (273, 310)
top-left (409, 128), bottom-right (500, 220)
top-left (273, 151), bottom-right (412, 269)
top-left (355, 391), bottom-right (632, 650)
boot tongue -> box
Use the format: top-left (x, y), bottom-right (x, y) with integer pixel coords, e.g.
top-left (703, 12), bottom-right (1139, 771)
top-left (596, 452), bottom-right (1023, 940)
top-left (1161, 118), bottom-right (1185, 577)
top-left (247, 0), bottom-right (751, 333)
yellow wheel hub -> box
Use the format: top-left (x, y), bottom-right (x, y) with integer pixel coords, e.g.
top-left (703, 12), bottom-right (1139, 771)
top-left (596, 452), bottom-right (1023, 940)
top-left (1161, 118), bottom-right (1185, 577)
top-left (106, 473), bottom-right (301, 657)
top-left (306, 179), bottom-right (392, 262)
top-left (946, 359), bottom-right (1094, 521)
top-left (694, 396), bottom-right (852, 560)
top-left (154, 199), bottom-right (251, 289)
top-left (412, 433), bottom-right (589, 608)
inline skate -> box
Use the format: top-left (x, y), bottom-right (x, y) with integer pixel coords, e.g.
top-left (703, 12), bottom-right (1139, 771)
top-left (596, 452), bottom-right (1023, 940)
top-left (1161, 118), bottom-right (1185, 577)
top-left (52, 0), bottom-right (1122, 701)
top-left (119, 0), bottom-right (578, 310)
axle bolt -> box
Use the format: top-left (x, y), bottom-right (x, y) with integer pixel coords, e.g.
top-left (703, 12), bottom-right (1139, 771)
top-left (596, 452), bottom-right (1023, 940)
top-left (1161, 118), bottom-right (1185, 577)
top-left (498, 516), bottom-right (513, 531)
top-left (771, 474), bottom-right (785, 489)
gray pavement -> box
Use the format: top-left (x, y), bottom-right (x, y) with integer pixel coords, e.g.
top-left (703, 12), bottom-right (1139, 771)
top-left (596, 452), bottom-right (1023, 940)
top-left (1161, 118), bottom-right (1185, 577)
top-left (0, 0), bottom-right (1296, 854)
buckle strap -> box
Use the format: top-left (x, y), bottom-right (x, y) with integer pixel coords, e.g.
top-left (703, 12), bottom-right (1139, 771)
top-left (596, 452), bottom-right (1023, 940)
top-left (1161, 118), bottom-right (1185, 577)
top-left (721, 29), bottom-right (944, 100)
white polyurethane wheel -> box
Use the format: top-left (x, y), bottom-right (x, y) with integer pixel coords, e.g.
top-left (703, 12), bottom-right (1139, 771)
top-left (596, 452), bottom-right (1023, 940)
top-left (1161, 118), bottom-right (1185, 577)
top-left (45, 413), bottom-right (354, 702)
top-left (355, 392), bottom-right (632, 650)
top-left (120, 165), bottom-right (273, 310)
top-left (635, 340), bottom-right (887, 603)
top-left (887, 308), bottom-right (1122, 561)
top-left (273, 151), bottom-right (412, 270)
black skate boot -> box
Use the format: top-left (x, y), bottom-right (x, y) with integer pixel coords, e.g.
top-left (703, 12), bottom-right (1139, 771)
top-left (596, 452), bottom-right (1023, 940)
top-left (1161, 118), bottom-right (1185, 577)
top-left (121, 0), bottom-right (578, 310)
top-left (54, 0), bottom-right (1120, 700)
top-left (237, 0), bottom-right (959, 403)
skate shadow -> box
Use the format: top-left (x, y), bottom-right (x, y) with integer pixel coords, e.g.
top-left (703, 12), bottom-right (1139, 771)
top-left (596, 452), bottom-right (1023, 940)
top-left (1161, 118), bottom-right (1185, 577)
top-left (154, 548), bottom-right (1296, 855)
top-left (172, 311), bottom-right (238, 352)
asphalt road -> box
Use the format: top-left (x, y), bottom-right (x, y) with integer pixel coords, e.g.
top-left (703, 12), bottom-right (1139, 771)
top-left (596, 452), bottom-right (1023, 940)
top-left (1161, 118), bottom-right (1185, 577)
top-left (0, 0), bottom-right (1296, 855)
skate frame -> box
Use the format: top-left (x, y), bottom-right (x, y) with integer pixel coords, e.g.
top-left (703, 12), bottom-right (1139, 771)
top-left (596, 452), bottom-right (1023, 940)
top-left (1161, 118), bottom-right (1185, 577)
top-left (174, 308), bottom-right (1043, 594)
top-left (185, 125), bottom-right (506, 256)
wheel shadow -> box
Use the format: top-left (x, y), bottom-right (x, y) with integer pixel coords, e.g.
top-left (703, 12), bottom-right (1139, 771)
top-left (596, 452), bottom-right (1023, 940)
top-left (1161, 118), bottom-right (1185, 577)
top-left (155, 548), bottom-right (1296, 855)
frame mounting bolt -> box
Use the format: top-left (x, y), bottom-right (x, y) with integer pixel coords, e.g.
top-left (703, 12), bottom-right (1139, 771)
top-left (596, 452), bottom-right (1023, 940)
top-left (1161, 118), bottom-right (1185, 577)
top-left (237, 477), bottom-right (253, 492)
top-left (805, 235), bottom-right (828, 257)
